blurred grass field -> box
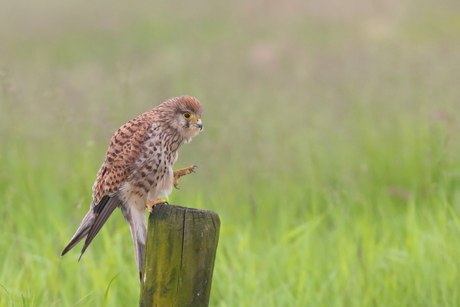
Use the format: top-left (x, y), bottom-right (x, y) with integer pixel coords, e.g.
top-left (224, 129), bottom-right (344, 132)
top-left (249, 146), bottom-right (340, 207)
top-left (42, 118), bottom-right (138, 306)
top-left (2, 0), bottom-right (460, 306)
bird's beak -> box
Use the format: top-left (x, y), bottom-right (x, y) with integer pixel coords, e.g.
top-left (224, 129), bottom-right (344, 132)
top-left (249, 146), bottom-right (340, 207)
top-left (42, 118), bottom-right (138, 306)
top-left (194, 118), bottom-right (203, 130)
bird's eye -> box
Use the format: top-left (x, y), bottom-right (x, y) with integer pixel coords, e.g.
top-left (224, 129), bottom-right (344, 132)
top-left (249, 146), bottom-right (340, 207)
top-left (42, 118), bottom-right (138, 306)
top-left (183, 112), bottom-right (193, 120)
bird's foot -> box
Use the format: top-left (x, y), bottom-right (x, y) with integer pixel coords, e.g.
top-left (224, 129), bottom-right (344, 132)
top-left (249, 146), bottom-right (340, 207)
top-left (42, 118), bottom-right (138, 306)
top-left (146, 198), bottom-right (168, 213)
top-left (173, 165), bottom-right (197, 189)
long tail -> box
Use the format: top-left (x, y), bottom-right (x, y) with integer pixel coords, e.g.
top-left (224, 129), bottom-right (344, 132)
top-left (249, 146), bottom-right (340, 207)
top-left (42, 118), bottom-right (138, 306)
top-left (120, 204), bottom-right (147, 281)
top-left (61, 195), bottom-right (120, 258)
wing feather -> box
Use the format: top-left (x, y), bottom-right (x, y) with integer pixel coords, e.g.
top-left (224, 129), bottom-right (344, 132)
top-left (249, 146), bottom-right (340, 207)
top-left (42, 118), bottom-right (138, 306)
top-left (62, 112), bottom-right (156, 257)
top-left (92, 113), bottom-right (156, 204)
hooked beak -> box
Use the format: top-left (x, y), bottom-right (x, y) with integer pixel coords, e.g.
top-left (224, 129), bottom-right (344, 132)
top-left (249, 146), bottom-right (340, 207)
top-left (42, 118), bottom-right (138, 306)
top-left (194, 118), bottom-right (203, 130)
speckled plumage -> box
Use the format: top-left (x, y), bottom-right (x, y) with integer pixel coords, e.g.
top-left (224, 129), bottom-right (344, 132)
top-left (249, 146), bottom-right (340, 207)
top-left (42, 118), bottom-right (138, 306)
top-left (61, 95), bottom-right (203, 280)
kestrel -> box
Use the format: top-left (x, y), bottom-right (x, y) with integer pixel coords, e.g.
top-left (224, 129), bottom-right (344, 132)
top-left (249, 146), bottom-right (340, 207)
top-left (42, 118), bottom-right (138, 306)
top-left (61, 95), bottom-right (203, 280)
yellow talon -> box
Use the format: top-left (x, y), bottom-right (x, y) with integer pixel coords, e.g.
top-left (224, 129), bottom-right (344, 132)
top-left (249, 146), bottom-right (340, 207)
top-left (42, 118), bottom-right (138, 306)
top-left (146, 198), bottom-right (168, 213)
top-left (173, 165), bottom-right (197, 189)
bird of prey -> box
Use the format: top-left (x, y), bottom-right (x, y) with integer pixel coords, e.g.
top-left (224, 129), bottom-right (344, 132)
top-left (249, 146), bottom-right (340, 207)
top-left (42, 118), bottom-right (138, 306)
top-left (61, 95), bottom-right (203, 280)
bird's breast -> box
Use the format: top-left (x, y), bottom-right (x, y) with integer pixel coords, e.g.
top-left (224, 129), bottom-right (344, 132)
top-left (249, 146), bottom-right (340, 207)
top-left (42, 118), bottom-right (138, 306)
top-left (147, 165), bottom-right (174, 201)
top-left (119, 132), bottom-right (179, 207)
top-left (119, 162), bottom-right (173, 210)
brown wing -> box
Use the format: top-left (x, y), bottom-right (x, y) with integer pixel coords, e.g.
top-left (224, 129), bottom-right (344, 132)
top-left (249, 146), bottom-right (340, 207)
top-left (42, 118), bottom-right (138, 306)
top-left (60, 111), bottom-right (157, 258)
top-left (92, 112), bottom-right (156, 205)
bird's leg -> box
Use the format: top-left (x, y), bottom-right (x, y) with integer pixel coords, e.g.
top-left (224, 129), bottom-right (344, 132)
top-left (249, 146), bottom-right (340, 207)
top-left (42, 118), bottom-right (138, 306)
top-left (173, 165), bottom-right (197, 189)
top-left (146, 198), bottom-right (168, 213)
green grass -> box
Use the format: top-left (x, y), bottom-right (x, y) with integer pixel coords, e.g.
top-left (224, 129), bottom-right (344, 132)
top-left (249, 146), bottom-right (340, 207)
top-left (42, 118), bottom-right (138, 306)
top-left (1, 0), bottom-right (460, 306)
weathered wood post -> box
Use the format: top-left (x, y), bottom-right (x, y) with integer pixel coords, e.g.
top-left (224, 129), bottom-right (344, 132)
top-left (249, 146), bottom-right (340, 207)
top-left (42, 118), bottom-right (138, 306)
top-left (139, 204), bottom-right (220, 307)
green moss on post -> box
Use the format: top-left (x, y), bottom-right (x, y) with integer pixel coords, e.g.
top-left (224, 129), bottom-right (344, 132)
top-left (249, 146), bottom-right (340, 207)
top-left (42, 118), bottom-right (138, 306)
top-left (139, 204), bottom-right (220, 307)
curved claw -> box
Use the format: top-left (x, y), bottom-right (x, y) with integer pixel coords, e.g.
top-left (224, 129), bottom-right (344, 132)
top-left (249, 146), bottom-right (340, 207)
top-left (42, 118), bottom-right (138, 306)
top-left (173, 165), bottom-right (198, 189)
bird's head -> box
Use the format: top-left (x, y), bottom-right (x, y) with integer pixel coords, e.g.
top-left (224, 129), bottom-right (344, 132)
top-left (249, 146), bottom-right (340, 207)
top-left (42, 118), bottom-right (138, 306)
top-left (161, 95), bottom-right (203, 143)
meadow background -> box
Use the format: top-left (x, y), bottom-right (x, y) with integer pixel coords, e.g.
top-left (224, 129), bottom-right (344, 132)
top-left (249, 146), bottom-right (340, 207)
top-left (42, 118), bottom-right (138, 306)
top-left (1, 0), bottom-right (460, 306)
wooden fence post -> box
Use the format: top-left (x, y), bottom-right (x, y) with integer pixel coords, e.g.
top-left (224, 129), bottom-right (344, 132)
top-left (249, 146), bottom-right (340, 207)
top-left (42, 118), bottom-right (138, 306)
top-left (139, 204), bottom-right (220, 307)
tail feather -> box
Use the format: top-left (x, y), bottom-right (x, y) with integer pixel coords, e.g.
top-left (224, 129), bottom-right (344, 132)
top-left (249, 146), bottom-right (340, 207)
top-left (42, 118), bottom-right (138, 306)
top-left (120, 204), bottom-right (147, 281)
top-left (79, 196), bottom-right (120, 258)
top-left (61, 195), bottom-right (121, 259)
